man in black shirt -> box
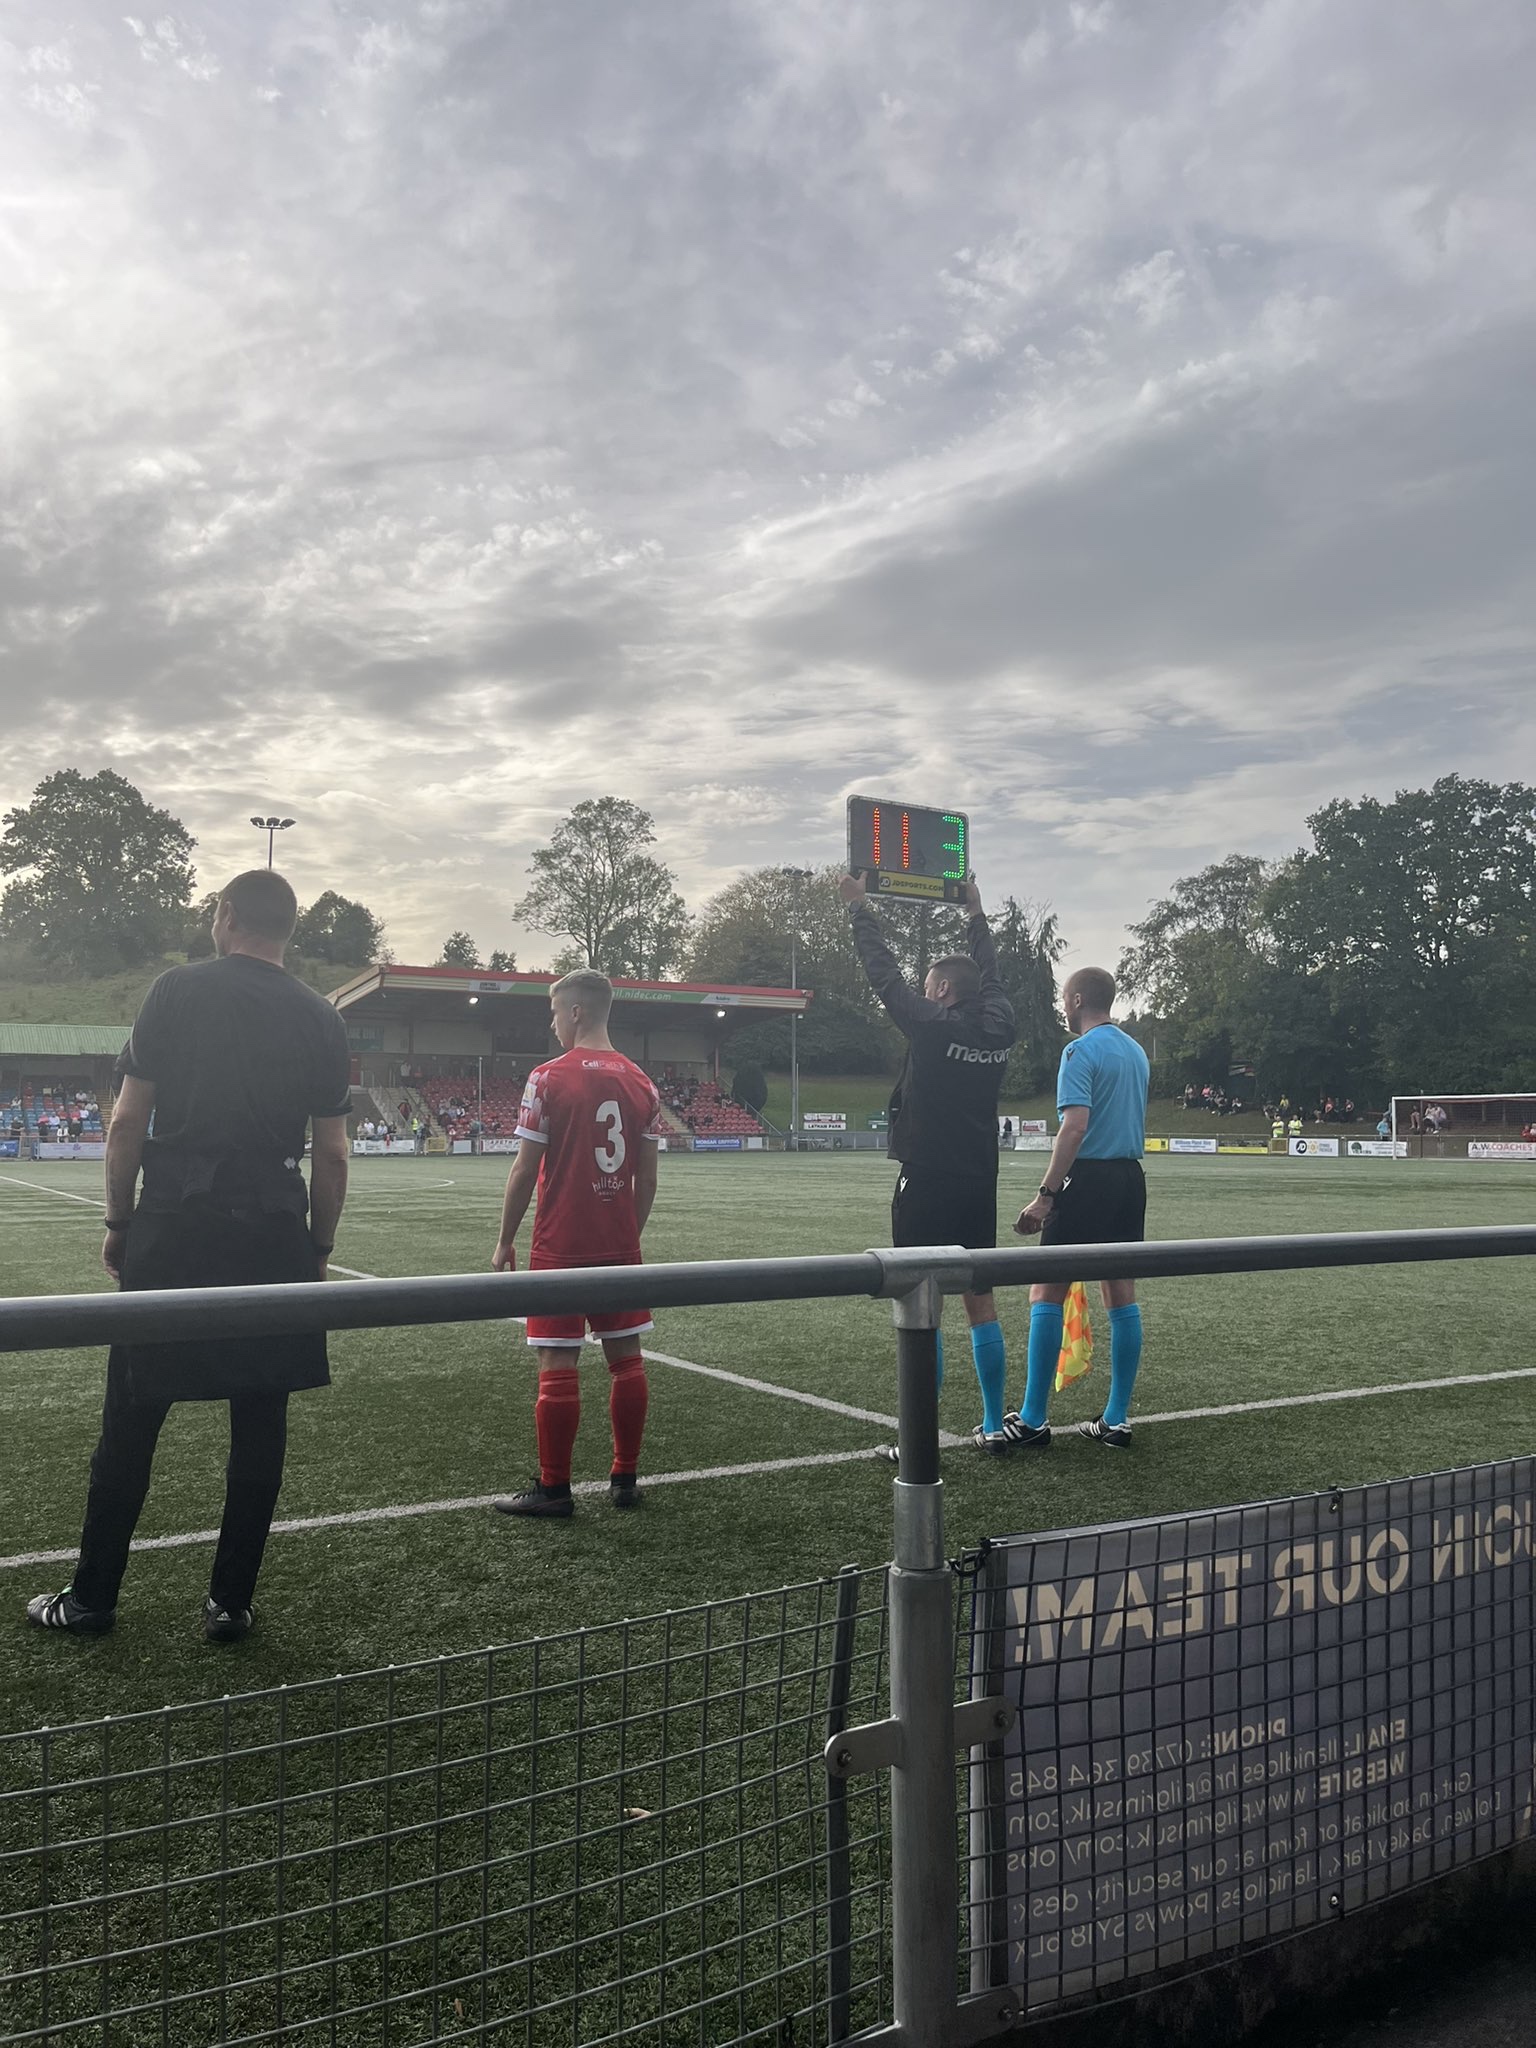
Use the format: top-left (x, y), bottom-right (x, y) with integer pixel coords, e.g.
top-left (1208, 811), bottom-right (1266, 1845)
top-left (839, 873), bottom-right (1018, 1451)
top-left (27, 870), bottom-right (352, 1642)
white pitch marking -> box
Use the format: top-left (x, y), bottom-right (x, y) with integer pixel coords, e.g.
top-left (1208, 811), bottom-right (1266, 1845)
top-left (0, 1449), bottom-right (889, 1572)
top-left (2, 1368), bottom-right (1533, 1576)
top-left (322, 1263), bottom-right (951, 1442)
top-left (1132, 1365), bottom-right (1536, 1428)
top-left (0, 1174), bottom-right (104, 1208)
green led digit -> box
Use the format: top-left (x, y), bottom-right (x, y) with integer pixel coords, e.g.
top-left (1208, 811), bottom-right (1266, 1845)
top-left (941, 813), bottom-right (966, 880)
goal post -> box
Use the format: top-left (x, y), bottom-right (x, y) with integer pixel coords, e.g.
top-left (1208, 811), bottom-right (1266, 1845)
top-left (1388, 1093), bottom-right (1536, 1156)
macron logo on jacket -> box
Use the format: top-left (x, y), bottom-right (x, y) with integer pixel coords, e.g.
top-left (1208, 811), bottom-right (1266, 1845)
top-left (945, 1042), bottom-right (1010, 1065)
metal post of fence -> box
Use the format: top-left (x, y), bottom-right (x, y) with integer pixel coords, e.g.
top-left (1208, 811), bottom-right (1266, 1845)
top-left (824, 1563), bottom-right (861, 2042)
top-left (887, 1271), bottom-right (958, 2047)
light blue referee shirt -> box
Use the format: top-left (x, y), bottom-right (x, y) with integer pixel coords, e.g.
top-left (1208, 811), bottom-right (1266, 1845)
top-left (1055, 1025), bottom-right (1149, 1160)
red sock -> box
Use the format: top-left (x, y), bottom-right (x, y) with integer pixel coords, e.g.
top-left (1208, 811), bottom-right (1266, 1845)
top-left (608, 1354), bottom-right (649, 1477)
top-left (535, 1367), bottom-right (581, 1488)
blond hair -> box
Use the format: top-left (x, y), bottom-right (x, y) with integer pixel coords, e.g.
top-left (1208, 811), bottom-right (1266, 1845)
top-left (551, 968), bottom-right (614, 1023)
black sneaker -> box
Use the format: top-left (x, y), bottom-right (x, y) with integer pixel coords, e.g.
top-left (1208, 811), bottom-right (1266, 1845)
top-left (203, 1598), bottom-right (254, 1642)
top-left (494, 1482), bottom-right (575, 1519)
top-left (970, 1422), bottom-right (1015, 1457)
top-left (1078, 1416), bottom-right (1133, 1449)
top-left (1000, 1412), bottom-right (1052, 1450)
top-left (609, 1476), bottom-right (644, 1510)
top-left (26, 1586), bottom-right (115, 1636)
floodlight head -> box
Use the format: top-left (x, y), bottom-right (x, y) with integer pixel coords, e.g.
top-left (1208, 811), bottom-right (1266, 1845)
top-left (279, 818), bottom-right (295, 829)
top-left (265, 815), bottom-right (282, 829)
top-left (249, 816), bottom-right (265, 827)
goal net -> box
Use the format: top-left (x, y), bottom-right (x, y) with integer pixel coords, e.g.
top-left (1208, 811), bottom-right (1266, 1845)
top-left (1388, 1094), bottom-right (1536, 1157)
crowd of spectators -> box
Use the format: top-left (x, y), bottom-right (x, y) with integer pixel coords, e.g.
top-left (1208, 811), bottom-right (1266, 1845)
top-left (3, 1085), bottom-right (104, 1144)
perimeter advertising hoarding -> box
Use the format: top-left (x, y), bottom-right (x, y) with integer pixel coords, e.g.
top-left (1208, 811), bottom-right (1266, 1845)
top-left (1169, 1137), bottom-right (1218, 1155)
top-left (1469, 1142), bottom-right (1536, 1161)
top-left (1289, 1137), bottom-right (1340, 1156)
top-left (972, 1461), bottom-right (1535, 2014)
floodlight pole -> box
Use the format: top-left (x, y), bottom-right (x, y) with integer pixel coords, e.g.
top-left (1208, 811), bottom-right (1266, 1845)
top-left (249, 815), bottom-right (295, 869)
top-left (781, 867), bottom-right (812, 1150)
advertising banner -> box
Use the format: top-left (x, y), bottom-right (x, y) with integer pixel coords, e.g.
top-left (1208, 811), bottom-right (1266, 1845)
top-left (1347, 1140), bottom-right (1410, 1158)
top-left (0, 1140), bottom-right (17, 1159)
top-left (479, 1137), bottom-right (520, 1154)
top-left (1018, 1119), bottom-right (1049, 1133)
top-left (1015, 1133), bottom-right (1053, 1152)
top-left (1468, 1142), bottom-right (1536, 1161)
top-left (972, 1460), bottom-right (1535, 2015)
top-left (1169, 1137), bottom-right (1218, 1155)
top-left (1289, 1137), bottom-right (1340, 1156)
top-left (351, 1140), bottom-right (414, 1156)
top-left (801, 1113), bottom-right (847, 1131)
top-left (35, 1141), bottom-right (106, 1160)
top-left (1143, 1138), bottom-right (1168, 1153)
top-left (694, 1138), bottom-right (743, 1152)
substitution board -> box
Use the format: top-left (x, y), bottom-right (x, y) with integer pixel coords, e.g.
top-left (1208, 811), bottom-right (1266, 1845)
top-left (846, 797), bottom-right (970, 903)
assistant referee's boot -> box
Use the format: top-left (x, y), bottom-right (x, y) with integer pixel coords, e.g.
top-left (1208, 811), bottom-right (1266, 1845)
top-left (999, 1412), bottom-right (1052, 1451)
top-left (1077, 1416), bottom-right (1133, 1449)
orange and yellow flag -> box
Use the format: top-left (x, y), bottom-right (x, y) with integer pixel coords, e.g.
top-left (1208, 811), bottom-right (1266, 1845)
top-left (1055, 1281), bottom-right (1093, 1394)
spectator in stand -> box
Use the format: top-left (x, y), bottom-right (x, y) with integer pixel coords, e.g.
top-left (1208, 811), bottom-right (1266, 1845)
top-left (1377, 1113), bottom-right (1393, 1141)
top-left (398, 1100), bottom-right (411, 1125)
top-left (1343, 1098), bottom-right (1356, 1122)
top-left (1182, 1083), bottom-right (1198, 1111)
top-left (1286, 1112), bottom-right (1303, 1139)
top-left (412, 1117), bottom-right (425, 1153)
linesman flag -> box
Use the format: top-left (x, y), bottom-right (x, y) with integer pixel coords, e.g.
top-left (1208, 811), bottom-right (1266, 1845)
top-left (1055, 1281), bottom-right (1093, 1394)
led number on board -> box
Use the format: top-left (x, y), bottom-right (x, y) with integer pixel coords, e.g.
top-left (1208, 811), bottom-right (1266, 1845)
top-left (941, 813), bottom-right (966, 880)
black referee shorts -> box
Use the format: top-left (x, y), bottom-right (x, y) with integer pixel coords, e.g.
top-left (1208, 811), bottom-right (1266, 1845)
top-left (891, 1168), bottom-right (997, 1252)
top-left (1040, 1158), bottom-right (1146, 1247)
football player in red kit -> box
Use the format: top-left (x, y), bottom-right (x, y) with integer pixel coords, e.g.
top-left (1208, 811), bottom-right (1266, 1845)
top-left (491, 969), bottom-right (665, 1518)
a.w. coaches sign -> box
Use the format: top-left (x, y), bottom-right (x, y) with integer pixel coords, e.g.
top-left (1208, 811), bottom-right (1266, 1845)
top-left (968, 1460), bottom-right (1535, 2012)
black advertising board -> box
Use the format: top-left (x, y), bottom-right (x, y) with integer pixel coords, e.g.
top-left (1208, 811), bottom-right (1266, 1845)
top-left (969, 1461), bottom-right (1536, 2012)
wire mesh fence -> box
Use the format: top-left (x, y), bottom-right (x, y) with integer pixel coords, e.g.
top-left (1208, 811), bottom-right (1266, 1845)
top-left (958, 1457), bottom-right (1536, 2020)
top-left (0, 1567), bottom-right (891, 2048)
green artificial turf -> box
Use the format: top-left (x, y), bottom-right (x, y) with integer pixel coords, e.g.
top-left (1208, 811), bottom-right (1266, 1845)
top-left (1, 1152), bottom-right (1532, 2044)
top-left (2, 1150), bottom-right (1532, 1730)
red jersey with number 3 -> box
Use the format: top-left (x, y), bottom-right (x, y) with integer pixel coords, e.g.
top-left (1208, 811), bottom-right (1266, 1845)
top-left (516, 1048), bottom-right (664, 1264)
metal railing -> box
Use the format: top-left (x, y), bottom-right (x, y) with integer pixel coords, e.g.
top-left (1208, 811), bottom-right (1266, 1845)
top-left (3, 1224), bottom-right (1536, 2048)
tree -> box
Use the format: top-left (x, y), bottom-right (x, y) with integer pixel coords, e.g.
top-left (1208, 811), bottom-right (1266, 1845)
top-left (183, 891), bottom-right (220, 960)
top-left (0, 770), bottom-right (196, 973)
top-left (687, 864), bottom-right (874, 1010)
top-left (487, 948), bottom-right (517, 972)
top-left (730, 1062), bottom-right (768, 1114)
top-left (439, 930), bottom-right (482, 968)
top-left (990, 896), bottom-right (1068, 1096)
top-left (516, 798), bottom-right (691, 980)
top-left (291, 891), bottom-right (385, 965)
top-left (1267, 776), bottom-right (1536, 1093)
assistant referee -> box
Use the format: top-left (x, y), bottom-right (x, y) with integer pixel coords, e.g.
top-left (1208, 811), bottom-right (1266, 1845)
top-left (1013, 966), bottom-right (1149, 1448)
top-left (26, 870), bottom-right (352, 1642)
top-left (840, 871), bottom-right (1017, 1449)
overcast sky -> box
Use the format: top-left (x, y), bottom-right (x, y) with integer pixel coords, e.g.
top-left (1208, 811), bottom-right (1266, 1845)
top-left (4, 1), bottom-right (1533, 980)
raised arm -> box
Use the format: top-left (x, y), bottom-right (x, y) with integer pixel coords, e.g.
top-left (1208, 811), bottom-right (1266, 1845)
top-left (962, 880), bottom-right (1017, 1045)
top-left (838, 873), bottom-right (947, 1035)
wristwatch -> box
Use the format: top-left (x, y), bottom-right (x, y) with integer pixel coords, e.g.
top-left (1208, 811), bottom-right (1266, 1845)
top-left (1037, 1183), bottom-right (1060, 1201)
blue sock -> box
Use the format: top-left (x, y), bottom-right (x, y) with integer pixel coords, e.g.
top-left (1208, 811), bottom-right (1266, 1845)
top-left (935, 1328), bottom-right (945, 1394)
top-left (969, 1321), bottom-right (1007, 1436)
top-left (1105, 1304), bottom-right (1143, 1427)
top-left (1022, 1303), bottom-right (1063, 1430)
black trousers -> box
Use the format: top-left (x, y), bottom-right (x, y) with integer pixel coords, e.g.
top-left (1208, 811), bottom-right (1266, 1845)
top-left (72, 1361), bottom-right (289, 1613)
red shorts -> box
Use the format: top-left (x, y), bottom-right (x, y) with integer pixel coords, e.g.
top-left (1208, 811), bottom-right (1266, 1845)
top-left (524, 1249), bottom-right (651, 1350)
